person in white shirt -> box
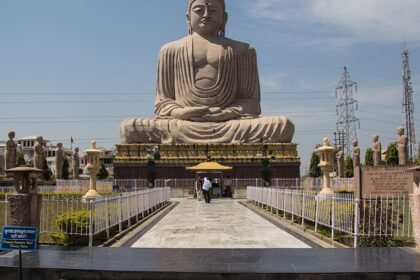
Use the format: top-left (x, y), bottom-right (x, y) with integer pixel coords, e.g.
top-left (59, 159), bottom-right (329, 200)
top-left (202, 177), bottom-right (212, 203)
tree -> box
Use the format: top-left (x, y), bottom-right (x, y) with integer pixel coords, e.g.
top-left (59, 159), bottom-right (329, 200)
top-left (385, 143), bottom-right (399, 166)
top-left (345, 155), bottom-right (353, 178)
top-left (416, 143), bottom-right (420, 165)
top-left (62, 156), bottom-right (70, 180)
top-left (97, 163), bottom-right (109, 180)
top-left (42, 158), bottom-right (52, 181)
top-left (308, 152), bottom-right (321, 178)
top-left (365, 148), bottom-right (374, 167)
top-left (16, 150), bottom-right (26, 167)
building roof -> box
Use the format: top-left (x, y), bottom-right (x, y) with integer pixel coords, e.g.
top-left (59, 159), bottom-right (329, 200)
top-left (186, 162), bottom-right (233, 171)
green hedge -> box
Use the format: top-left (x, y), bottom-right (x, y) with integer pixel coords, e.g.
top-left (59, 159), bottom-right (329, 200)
top-left (49, 210), bottom-right (91, 246)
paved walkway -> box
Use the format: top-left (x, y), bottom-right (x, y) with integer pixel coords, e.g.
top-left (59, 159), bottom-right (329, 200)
top-left (131, 199), bottom-right (311, 249)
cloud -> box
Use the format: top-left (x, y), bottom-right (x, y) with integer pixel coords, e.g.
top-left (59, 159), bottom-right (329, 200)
top-left (357, 86), bottom-right (401, 106)
top-left (260, 72), bottom-right (285, 91)
top-left (248, 0), bottom-right (420, 44)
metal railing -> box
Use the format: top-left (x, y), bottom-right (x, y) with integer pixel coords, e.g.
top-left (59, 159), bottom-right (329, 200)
top-left (247, 187), bottom-right (412, 247)
top-left (302, 177), bottom-right (354, 192)
top-left (38, 188), bottom-right (170, 246)
top-left (0, 195), bottom-right (8, 238)
top-left (0, 178), bottom-right (352, 196)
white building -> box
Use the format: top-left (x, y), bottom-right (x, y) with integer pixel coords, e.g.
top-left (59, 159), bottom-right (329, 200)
top-left (17, 136), bottom-right (72, 173)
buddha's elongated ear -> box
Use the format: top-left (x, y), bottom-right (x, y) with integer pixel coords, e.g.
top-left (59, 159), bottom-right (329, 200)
top-left (219, 11), bottom-right (228, 37)
top-left (186, 13), bottom-right (192, 35)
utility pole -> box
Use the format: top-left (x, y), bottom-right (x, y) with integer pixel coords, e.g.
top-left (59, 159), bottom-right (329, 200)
top-left (402, 50), bottom-right (416, 162)
top-left (336, 66), bottom-right (360, 156)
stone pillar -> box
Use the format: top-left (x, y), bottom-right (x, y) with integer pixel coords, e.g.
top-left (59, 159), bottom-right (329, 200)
top-left (408, 167), bottom-right (420, 248)
top-left (8, 194), bottom-right (42, 227)
top-left (316, 138), bottom-right (336, 196)
top-left (83, 140), bottom-right (102, 201)
top-left (5, 167), bottom-right (43, 228)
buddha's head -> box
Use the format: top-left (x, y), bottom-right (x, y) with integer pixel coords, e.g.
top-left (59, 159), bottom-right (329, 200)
top-left (372, 134), bottom-right (379, 142)
top-left (8, 131), bottom-right (15, 140)
top-left (397, 126), bottom-right (405, 136)
top-left (187, 0), bottom-right (228, 36)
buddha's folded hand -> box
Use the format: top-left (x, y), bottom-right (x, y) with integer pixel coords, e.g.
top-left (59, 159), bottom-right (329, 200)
top-left (171, 106), bottom-right (210, 121)
top-left (202, 109), bottom-right (239, 122)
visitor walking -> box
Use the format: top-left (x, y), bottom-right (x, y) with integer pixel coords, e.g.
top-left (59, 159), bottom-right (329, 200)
top-left (202, 177), bottom-right (212, 203)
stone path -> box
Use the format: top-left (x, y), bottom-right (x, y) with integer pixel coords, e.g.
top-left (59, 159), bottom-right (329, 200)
top-left (131, 199), bottom-right (311, 248)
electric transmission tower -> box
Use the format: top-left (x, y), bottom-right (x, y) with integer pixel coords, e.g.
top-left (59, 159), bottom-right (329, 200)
top-left (402, 49), bottom-right (416, 162)
top-left (336, 66), bottom-right (360, 156)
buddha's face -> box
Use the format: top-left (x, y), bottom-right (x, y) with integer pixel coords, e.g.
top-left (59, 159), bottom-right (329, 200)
top-left (189, 0), bottom-right (226, 36)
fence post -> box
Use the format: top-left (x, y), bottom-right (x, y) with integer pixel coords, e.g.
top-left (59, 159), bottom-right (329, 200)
top-left (127, 195), bottom-right (131, 227)
top-left (315, 196), bottom-right (319, 233)
top-left (118, 195), bottom-right (122, 232)
top-left (283, 189), bottom-right (286, 219)
top-left (105, 198), bottom-right (110, 239)
top-left (3, 194), bottom-right (8, 226)
top-left (135, 191), bottom-right (139, 222)
top-left (301, 191), bottom-right (305, 227)
top-left (89, 200), bottom-right (93, 247)
top-left (354, 198), bottom-right (361, 248)
top-left (291, 191), bottom-right (295, 223)
top-left (331, 197), bottom-right (335, 245)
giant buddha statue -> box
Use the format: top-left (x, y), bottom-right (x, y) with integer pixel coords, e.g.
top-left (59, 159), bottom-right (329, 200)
top-left (120, 0), bottom-right (294, 144)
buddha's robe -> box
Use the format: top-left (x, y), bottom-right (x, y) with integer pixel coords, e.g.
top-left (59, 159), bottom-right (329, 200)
top-left (120, 36), bottom-right (294, 144)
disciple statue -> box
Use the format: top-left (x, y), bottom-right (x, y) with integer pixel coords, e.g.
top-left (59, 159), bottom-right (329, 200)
top-left (5, 131), bottom-right (17, 172)
top-left (72, 147), bottom-right (80, 179)
top-left (55, 143), bottom-right (64, 179)
top-left (33, 136), bottom-right (45, 170)
top-left (397, 127), bottom-right (408, 165)
top-left (336, 145), bottom-right (344, 178)
top-left (372, 134), bottom-right (382, 166)
top-left (351, 140), bottom-right (360, 168)
top-left (120, 0), bottom-right (294, 144)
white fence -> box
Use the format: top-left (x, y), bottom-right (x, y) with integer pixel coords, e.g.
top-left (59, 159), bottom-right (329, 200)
top-left (247, 187), bottom-right (412, 247)
top-left (0, 178), bottom-right (354, 195)
top-left (302, 177), bottom-right (354, 192)
top-left (39, 188), bottom-right (170, 246)
top-left (0, 195), bottom-right (8, 238)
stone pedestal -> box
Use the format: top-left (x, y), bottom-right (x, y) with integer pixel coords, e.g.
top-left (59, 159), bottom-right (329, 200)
top-left (411, 192), bottom-right (420, 248)
top-left (114, 143), bottom-right (301, 179)
top-left (8, 194), bottom-right (42, 227)
top-left (408, 166), bottom-right (420, 248)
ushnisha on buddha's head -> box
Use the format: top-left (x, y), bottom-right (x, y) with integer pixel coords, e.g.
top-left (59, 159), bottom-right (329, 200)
top-left (186, 0), bottom-right (228, 36)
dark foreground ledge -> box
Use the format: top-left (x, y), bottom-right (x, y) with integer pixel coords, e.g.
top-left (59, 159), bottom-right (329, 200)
top-left (0, 247), bottom-right (419, 280)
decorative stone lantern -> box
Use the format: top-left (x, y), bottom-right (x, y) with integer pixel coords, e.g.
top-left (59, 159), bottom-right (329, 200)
top-left (83, 140), bottom-right (102, 201)
top-left (5, 167), bottom-right (43, 227)
top-left (315, 138), bottom-right (336, 196)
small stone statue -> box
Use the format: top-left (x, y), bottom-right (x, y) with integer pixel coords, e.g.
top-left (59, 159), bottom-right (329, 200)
top-left (372, 134), bottom-right (382, 166)
top-left (336, 145), bottom-right (344, 178)
top-left (55, 143), bottom-right (64, 179)
top-left (397, 127), bottom-right (408, 165)
top-left (5, 131), bottom-right (17, 172)
top-left (351, 140), bottom-right (360, 168)
top-left (72, 147), bottom-right (80, 179)
top-left (33, 136), bottom-right (45, 170)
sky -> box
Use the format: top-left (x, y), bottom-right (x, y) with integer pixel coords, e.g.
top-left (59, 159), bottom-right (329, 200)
top-left (1, 0), bottom-right (420, 174)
